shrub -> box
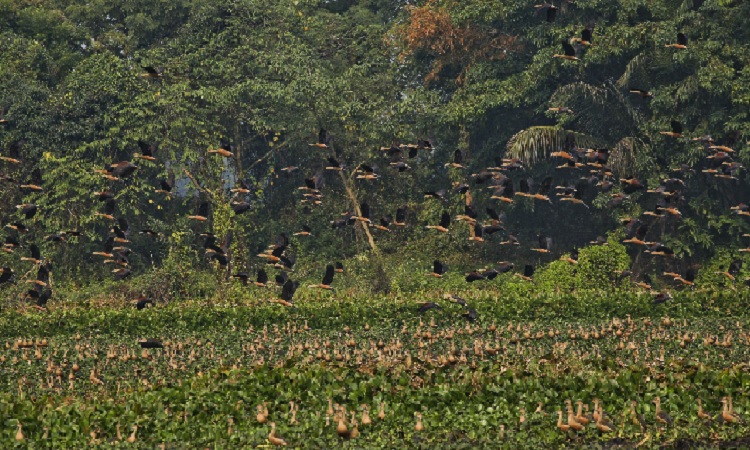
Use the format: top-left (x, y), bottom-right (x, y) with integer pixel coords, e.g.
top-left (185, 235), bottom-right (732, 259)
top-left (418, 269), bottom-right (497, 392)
top-left (574, 238), bottom-right (630, 291)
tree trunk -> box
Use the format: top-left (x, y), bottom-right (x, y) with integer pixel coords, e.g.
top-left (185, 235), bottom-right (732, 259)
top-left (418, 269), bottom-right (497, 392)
top-left (336, 158), bottom-right (391, 293)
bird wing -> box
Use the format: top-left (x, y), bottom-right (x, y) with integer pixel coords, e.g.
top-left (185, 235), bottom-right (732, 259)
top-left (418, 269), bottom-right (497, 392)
top-left (439, 211), bottom-right (451, 228)
top-left (322, 264), bottom-right (335, 285)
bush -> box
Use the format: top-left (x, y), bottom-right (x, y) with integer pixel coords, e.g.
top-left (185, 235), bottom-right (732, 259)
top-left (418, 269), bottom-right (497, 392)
top-left (574, 239), bottom-right (630, 290)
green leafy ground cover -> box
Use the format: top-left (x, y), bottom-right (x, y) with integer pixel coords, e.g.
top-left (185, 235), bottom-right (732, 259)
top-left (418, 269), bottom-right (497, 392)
top-left (2, 289), bottom-right (750, 448)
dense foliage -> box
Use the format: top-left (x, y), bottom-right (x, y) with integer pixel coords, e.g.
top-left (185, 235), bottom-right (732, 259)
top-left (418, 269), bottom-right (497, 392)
top-left (1, 0), bottom-right (750, 295)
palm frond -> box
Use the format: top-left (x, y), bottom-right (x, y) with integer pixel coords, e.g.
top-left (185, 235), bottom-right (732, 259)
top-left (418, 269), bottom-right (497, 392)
top-left (551, 82), bottom-right (610, 108)
top-left (550, 82), bottom-right (644, 133)
top-left (609, 137), bottom-right (649, 176)
top-left (506, 126), bottom-right (601, 167)
top-left (617, 52), bottom-right (650, 89)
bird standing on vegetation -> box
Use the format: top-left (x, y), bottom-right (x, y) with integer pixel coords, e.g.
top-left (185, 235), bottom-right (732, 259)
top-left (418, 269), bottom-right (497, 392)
top-left (652, 397), bottom-right (673, 425)
top-left (268, 423), bottom-right (287, 446)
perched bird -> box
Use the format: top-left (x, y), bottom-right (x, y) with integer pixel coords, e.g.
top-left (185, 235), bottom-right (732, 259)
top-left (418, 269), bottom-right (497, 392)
top-left (268, 422), bottom-right (287, 446)
top-left (414, 412), bottom-right (424, 431)
top-left (696, 398), bottom-right (712, 422)
top-left (630, 400), bottom-right (647, 431)
top-left (652, 397), bottom-right (673, 425)
top-left (595, 407), bottom-right (615, 433)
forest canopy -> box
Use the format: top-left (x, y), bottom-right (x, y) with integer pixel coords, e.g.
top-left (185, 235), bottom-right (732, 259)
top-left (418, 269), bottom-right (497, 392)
top-left (2, 0), bottom-right (750, 298)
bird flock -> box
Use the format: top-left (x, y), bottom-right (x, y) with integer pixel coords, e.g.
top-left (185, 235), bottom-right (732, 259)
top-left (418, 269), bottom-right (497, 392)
top-left (0, 10), bottom-right (747, 319)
